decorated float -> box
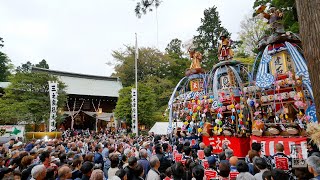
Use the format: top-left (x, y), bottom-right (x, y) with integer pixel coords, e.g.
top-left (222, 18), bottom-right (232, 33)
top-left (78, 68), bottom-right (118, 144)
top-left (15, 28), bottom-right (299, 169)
top-left (168, 5), bottom-right (318, 158)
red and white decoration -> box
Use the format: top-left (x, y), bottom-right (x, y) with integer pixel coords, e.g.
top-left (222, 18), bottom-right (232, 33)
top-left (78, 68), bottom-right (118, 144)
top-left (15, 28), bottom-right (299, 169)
top-left (202, 136), bottom-right (251, 157)
top-left (251, 136), bottom-right (308, 159)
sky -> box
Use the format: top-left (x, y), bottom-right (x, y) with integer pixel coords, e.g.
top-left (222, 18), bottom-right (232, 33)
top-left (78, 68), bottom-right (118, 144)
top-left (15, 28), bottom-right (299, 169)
top-left (0, 0), bottom-right (254, 76)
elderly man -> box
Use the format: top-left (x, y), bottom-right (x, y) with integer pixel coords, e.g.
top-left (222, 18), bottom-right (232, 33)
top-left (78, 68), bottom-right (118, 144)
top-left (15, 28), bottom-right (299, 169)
top-left (271, 143), bottom-right (291, 170)
top-left (307, 156), bottom-right (320, 180)
top-left (146, 156), bottom-right (161, 180)
top-left (138, 149), bottom-right (151, 178)
top-left (229, 156), bottom-right (238, 172)
top-left (30, 165), bottom-right (46, 180)
top-left (58, 165), bottom-right (72, 180)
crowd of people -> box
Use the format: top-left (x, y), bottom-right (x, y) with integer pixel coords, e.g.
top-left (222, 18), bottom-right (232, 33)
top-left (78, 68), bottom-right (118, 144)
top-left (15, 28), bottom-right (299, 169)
top-left (0, 129), bottom-right (319, 180)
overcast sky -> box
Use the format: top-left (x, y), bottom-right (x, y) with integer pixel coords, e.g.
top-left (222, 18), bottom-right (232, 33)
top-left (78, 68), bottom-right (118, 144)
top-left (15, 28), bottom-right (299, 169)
top-left (0, 0), bottom-right (254, 76)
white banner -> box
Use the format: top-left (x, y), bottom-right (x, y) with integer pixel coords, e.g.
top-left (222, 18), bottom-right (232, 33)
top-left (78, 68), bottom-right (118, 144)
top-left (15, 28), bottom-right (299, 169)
top-left (131, 88), bottom-right (138, 134)
top-left (48, 81), bottom-right (58, 132)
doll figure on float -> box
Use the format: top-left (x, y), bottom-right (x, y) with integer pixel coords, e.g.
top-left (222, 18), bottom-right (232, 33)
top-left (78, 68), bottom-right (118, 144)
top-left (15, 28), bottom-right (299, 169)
top-left (218, 33), bottom-right (234, 61)
top-left (186, 48), bottom-right (205, 75)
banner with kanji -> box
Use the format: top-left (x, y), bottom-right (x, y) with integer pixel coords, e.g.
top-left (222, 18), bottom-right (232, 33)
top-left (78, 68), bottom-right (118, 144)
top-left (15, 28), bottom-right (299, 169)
top-left (48, 81), bottom-right (58, 132)
top-left (251, 136), bottom-right (308, 159)
top-left (202, 136), bottom-right (251, 157)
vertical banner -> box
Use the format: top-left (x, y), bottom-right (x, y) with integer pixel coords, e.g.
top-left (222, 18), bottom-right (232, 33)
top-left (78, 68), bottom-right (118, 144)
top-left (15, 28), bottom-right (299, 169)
top-left (48, 81), bottom-right (58, 132)
top-left (131, 88), bottom-right (138, 134)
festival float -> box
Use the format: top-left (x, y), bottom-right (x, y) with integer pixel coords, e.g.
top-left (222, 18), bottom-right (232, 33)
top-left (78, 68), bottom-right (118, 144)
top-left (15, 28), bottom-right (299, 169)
top-left (168, 5), bottom-right (318, 159)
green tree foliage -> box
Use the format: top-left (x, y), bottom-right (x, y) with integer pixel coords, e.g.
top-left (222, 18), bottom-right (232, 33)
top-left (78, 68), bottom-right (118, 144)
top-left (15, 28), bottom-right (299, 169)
top-left (0, 39), bottom-right (12, 82)
top-left (135, 0), bottom-right (161, 18)
top-left (35, 59), bottom-right (50, 69)
top-left (193, 6), bottom-right (230, 69)
top-left (113, 46), bottom-right (173, 87)
top-left (16, 61), bottom-right (33, 73)
top-left (253, 0), bottom-right (298, 33)
top-left (114, 83), bottom-right (156, 127)
top-left (165, 38), bottom-right (189, 84)
top-left (0, 72), bottom-right (67, 131)
top-left (165, 38), bottom-right (184, 59)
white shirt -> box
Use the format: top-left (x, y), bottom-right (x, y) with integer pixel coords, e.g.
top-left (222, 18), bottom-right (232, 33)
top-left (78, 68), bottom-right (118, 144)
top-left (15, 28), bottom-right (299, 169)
top-left (108, 167), bottom-right (119, 179)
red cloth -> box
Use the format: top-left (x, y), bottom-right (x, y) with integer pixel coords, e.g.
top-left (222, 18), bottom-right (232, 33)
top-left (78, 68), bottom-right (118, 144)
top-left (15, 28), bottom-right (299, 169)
top-left (202, 136), bottom-right (251, 157)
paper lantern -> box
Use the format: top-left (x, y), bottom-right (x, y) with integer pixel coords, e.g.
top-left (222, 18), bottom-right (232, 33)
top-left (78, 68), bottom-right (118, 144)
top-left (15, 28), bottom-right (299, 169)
top-left (231, 115), bottom-right (235, 120)
top-left (198, 128), bottom-right (202, 133)
top-left (213, 126), bottom-right (218, 131)
top-left (197, 106), bottom-right (201, 110)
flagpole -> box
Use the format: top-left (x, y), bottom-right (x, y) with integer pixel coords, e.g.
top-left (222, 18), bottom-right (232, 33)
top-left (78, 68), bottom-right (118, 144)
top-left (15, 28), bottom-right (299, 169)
top-left (135, 33), bottom-right (139, 136)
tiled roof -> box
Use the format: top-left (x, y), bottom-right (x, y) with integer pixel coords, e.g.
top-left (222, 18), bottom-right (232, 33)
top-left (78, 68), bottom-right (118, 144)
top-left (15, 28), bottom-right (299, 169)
top-left (32, 67), bottom-right (122, 97)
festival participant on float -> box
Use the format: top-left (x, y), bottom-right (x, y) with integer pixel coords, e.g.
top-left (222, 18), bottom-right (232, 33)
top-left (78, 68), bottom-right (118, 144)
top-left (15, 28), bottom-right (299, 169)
top-left (295, 112), bottom-right (306, 129)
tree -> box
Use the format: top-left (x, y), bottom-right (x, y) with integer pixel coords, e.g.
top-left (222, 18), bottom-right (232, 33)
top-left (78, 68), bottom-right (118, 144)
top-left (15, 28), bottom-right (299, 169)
top-left (253, 0), bottom-right (299, 33)
top-left (295, 0), bottom-right (320, 122)
top-left (0, 39), bottom-right (12, 82)
top-left (16, 61), bottom-right (33, 73)
top-left (165, 38), bottom-right (184, 59)
top-left (238, 15), bottom-right (269, 56)
top-left (114, 83), bottom-right (156, 127)
top-left (0, 72), bottom-right (67, 130)
top-left (135, 0), bottom-right (161, 18)
top-left (113, 46), bottom-right (174, 87)
top-left (35, 59), bottom-right (49, 69)
top-left (165, 38), bottom-right (189, 84)
top-left (193, 6), bottom-right (230, 69)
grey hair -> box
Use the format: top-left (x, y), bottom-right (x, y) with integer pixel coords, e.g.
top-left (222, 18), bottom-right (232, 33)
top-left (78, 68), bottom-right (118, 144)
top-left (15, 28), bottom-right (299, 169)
top-left (139, 149), bottom-right (148, 158)
top-left (149, 156), bottom-right (160, 168)
top-left (225, 149), bottom-right (234, 158)
top-left (306, 156), bottom-right (320, 174)
top-left (31, 165), bottom-right (46, 178)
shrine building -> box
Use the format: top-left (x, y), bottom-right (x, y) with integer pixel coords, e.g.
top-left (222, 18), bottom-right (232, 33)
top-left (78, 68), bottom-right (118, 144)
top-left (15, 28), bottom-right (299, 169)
top-left (32, 67), bottom-right (123, 130)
